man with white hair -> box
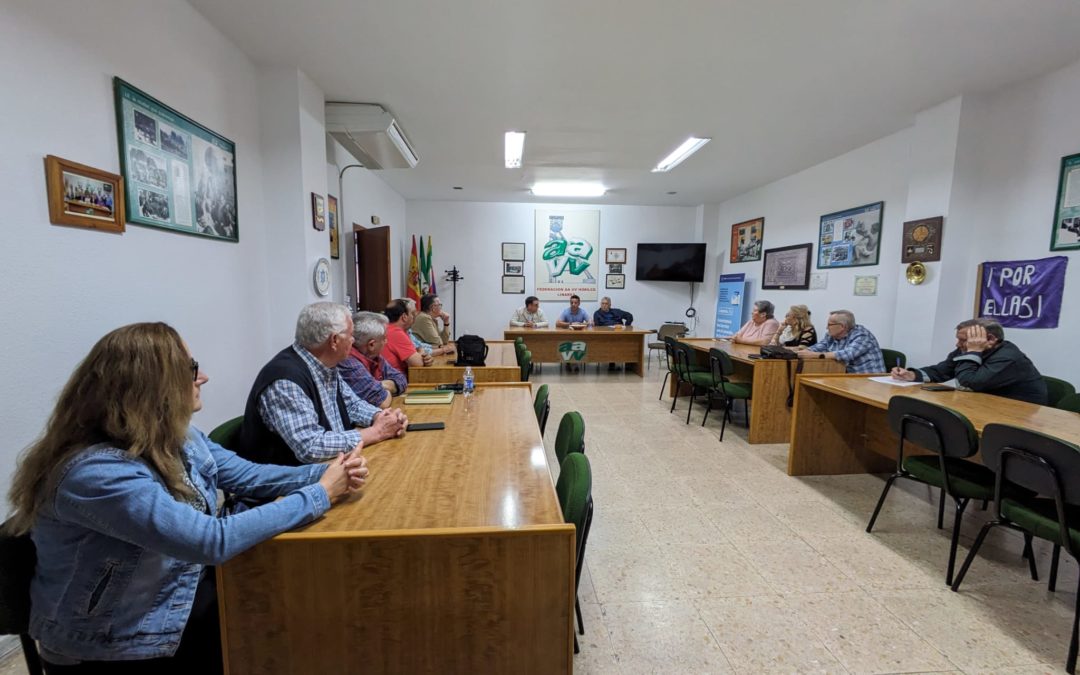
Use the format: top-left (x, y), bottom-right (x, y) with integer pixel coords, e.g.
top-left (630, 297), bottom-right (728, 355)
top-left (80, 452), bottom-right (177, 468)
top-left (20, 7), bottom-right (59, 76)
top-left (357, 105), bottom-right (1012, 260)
top-left (797, 309), bottom-right (886, 374)
top-left (237, 302), bottom-right (407, 466)
top-left (340, 311), bottom-right (408, 408)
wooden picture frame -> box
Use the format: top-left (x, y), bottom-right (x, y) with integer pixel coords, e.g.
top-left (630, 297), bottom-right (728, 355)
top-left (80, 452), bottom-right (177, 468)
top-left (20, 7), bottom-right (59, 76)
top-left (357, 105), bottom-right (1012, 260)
top-left (901, 216), bottom-right (943, 263)
top-left (502, 241), bottom-right (526, 261)
top-left (605, 273), bottom-right (625, 289)
top-left (730, 217), bottom-right (764, 263)
top-left (817, 201), bottom-right (884, 269)
top-left (762, 243), bottom-right (812, 290)
top-left (312, 193), bottom-right (326, 231)
top-left (605, 247), bottom-right (627, 264)
top-left (1051, 152), bottom-right (1080, 251)
top-left (45, 155), bottom-right (125, 233)
top-left (328, 194), bottom-right (340, 258)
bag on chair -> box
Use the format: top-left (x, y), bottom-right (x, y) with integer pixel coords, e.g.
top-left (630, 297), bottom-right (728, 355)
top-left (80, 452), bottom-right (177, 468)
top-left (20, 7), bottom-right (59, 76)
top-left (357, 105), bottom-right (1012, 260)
top-left (454, 335), bottom-right (489, 366)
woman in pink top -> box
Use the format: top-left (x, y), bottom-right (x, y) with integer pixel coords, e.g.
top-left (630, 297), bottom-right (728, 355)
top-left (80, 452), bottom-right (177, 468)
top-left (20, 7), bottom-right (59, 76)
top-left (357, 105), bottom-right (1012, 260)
top-left (731, 300), bottom-right (781, 345)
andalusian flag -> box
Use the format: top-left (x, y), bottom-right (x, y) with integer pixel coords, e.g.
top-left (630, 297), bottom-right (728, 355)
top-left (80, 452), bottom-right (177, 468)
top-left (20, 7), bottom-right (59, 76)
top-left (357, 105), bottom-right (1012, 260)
top-left (418, 236), bottom-right (429, 294)
top-left (407, 235), bottom-right (422, 303)
top-left (426, 235), bottom-right (437, 295)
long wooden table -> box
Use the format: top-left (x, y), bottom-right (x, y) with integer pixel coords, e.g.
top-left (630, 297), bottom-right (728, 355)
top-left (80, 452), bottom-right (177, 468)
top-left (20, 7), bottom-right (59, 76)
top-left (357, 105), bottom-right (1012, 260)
top-left (217, 385), bottom-right (575, 674)
top-left (788, 374), bottom-right (1080, 476)
top-left (674, 339), bottom-right (846, 443)
top-left (504, 326), bottom-right (652, 376)
top-left (408, 340), bottom-right (520, 384)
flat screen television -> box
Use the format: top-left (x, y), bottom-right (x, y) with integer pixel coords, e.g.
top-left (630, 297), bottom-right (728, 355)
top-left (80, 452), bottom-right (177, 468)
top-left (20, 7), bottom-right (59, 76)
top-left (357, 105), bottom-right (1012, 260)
top-left (635, 243), bottom-right (707, 282)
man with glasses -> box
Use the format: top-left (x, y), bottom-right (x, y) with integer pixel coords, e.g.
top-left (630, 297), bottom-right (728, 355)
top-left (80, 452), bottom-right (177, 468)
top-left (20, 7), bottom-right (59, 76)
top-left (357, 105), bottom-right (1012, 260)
top-left (237, 302), bottom-right (407, 466)
top-left (414, 293), bottom-right (452, 347)
top-left (797, 309), bottom-right (886, 373)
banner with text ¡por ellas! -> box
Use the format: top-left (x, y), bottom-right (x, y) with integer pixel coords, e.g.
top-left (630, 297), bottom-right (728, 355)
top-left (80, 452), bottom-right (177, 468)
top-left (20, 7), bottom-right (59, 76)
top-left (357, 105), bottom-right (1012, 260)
top-left (534, 209), bottom-right (600, 302)
top-left (978, 256), bottom-right (1068, 329)
top-left (714, 273), bottom-right (747, 338)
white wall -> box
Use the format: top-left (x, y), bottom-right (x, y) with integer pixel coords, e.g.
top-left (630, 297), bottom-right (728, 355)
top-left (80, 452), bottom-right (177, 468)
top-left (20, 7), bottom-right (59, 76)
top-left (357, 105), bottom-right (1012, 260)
top-left (0, 0), bottom-right (278, 503)
top-left (405, 202), bottom-right (701, 339)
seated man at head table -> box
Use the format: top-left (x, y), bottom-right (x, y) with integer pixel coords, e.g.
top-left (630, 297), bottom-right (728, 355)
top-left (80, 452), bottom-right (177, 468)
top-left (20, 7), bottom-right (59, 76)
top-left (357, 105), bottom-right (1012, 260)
top-left (556, 294), bottom-right (591, 329)
top-left (729, 300), bottom-right (780, 345)
top-left (339, 311), bottom-right (408, 409)
top-left (236, 302), bottom-right (407, 466)
top-left (796, 309), bottom-right (886, 374)
top-left (413, 293), bottom-right (452, 347)
top-left (401, 297), bottom-right (453, 358)
top-left (510, 295), bottom-right (549, 328)
top-left (593, 296), bottom-right (634, 370)
top-left (890, 318), bottom-right (1048, 405)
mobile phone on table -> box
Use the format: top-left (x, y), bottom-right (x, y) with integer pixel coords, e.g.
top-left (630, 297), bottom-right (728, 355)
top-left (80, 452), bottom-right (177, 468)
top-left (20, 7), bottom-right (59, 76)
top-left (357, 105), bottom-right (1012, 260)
top-left (407, 422), bottom-right (446, 432)
top-left (920, 383), bottom-right (956, 391)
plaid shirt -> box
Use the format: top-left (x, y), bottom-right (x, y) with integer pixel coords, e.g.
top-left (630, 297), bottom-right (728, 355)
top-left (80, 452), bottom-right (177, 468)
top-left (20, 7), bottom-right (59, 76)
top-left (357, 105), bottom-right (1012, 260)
top-left (339, 348), bottom-right (408, 407)
top-left (257, 344), bottom-right (380, 463)
top-left (807, 324), bottom-right (885, 374)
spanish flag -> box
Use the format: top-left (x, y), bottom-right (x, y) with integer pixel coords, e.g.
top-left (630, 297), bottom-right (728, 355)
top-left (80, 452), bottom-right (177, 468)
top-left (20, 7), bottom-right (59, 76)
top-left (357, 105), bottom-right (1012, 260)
top-left (407, 235), bottom-right (422, 303)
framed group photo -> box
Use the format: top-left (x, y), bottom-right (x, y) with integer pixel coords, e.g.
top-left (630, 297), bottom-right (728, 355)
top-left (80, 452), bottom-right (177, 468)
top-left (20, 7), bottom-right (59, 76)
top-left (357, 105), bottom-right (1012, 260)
top-left (762, 243), bottom-right (812, 290)
top-left (503, 260), bottom-right (523, 276)
top-left (817, 201), bottom-right (884, 268)
top-left (44, 155), bottom-right (125, 233)
top-left (730, 217), bottom-right (764, 263)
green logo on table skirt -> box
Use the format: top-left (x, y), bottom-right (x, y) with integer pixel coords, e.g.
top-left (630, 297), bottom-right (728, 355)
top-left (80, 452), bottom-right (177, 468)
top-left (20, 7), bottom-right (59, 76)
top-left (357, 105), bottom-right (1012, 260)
top-left (558, 341), bottom-right (587, 362)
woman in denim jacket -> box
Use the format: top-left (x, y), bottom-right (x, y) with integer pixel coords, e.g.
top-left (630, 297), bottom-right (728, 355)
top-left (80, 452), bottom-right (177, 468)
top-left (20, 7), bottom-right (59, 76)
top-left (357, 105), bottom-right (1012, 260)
top-left (5, 323), bottom-right (369, 673)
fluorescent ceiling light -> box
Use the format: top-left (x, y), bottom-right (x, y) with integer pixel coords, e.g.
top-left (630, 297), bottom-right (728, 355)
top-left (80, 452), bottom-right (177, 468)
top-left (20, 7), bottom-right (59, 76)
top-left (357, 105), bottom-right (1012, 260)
top-left (530, 181), bottom-right (607, 198)
top-left (652, 136), bottom-right (711, 172)
top-left (505, 131), bottom-right (525, 168)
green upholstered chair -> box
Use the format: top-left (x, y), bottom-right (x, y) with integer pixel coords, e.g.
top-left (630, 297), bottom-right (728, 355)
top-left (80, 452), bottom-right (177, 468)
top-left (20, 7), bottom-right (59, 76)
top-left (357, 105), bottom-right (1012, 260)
top-left (533, 384), bottom-right (550, 436)
top-left (660, 336), bottom-right (707, 402)
top-left (647, 323), bottom-right (688, 369)
top-left (703, 348), bottom-right (753, 441)
top-left (950, 424), bottom-right (1080, 674)
top-left (514, 336), bottom-right (525, 346)
top-left (554, 411), bottom-right (586, 466)
top-left (866, 396), bottom-right (1006, 585)
top-left (209, 415), bottom-right (244, 450)
top-left (556, 453), bottom-right (593, 655)
top-left (881, 348), bottom-right (907, 369)
top-left (1057, 393), bottom-right (1080, 413)
top-left (0, 524), bottom-right (43, 675)
top-left (1045, 376), bottom-right (1077, 407)
top-left (670, 341), bottom-right (715, 424)
top-left (520, 350), bottom-right (532, 382)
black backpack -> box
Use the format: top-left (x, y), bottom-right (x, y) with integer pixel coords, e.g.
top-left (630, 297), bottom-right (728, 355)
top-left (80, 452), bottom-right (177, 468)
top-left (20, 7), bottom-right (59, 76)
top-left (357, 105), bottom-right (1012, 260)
top-left (454, 334), bottom-right (488, 366)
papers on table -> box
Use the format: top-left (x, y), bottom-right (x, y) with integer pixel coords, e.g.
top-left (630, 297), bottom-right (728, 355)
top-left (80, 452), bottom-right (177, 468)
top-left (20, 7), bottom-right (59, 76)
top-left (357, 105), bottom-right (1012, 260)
top-left (867, 376), bottom-right (923, 387)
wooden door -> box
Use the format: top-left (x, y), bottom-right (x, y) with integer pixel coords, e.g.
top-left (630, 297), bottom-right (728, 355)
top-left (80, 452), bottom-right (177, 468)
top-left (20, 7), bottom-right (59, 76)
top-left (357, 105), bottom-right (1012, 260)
top-left (354, 225), bottom-right (391, 311)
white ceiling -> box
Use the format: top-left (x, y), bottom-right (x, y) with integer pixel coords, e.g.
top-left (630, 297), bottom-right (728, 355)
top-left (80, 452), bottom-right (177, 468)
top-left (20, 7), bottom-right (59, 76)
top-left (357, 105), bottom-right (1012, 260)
top-left (189, 0), bottom-right (1080, 206)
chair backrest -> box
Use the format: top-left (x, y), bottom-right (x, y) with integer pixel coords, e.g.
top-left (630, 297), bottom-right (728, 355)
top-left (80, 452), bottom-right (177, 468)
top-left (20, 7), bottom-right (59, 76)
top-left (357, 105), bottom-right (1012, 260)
top-left (0, 525), bottom-right (36, 636)
top-left (662, 336), bottom-right (680, 374)
top-left (656, 323), bottom-right (688, 342)
top-left (554, 411), bottom-right (586, 465)
top-left (533, 384), bottom-right (550, 431)
top-left (886, 396), bottom-right (978, 458)
top-left (982, 424), bottom-right (1080, 505)
top-left (520, 350), bottom-right (532, 382)
top-left (556, 453), bottom-right (592, 550)
top-left (671, 341), bottom-right (699, 381)
top-left (1044, 376), bottom-right (1077, 407)
top-left (514, 342), bottom-right (526, 366)
top-left (514, 337), bottom-right (525, 346)
top-left (208, 415), bottom-right (244, 450)
top-left (1056, 393), bottom-right (1080, 413)
top-left (708, 347), bottom-right (734, 382)
top-left (881, 348), bottom-right (907, 369)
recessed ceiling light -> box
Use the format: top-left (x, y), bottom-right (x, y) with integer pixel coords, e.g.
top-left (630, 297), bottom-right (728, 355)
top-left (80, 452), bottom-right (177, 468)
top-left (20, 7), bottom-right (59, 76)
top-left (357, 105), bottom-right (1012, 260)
top-left (505, 131), bottom-right (526, 169)
top-left (530, 181), bottom-right (606, 198)
top-left (652, 137), bottom-right (711, 172)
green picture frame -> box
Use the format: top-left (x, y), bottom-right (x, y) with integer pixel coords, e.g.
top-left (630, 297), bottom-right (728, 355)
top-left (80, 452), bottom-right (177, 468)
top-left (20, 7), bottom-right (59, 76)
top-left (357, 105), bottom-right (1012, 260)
top-left (1051, 152), bottom-right (1080, 251)
top-left (817, 201), bottom-right (884, 269)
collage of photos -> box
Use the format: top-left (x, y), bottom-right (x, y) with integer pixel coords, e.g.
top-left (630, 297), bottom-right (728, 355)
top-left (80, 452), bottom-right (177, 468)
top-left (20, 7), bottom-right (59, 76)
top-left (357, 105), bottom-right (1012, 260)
top-left (817, 201), bottom-right (883, 269)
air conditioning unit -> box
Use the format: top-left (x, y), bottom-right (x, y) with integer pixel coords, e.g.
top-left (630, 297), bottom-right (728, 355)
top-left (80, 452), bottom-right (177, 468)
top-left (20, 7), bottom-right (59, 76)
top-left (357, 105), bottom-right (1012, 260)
top-left (325, 102), bottom-right (419, 169)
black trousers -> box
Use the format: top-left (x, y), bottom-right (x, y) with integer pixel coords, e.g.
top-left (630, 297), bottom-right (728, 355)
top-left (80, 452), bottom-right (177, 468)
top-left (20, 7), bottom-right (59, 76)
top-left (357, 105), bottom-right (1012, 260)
top-left (43, 568), bottom-right (223, 675)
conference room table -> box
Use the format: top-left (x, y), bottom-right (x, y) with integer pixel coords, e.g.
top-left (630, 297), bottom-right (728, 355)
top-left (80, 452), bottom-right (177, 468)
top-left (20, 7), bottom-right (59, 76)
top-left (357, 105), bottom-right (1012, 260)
top-left (788, 373), bottom-right (1080, 476)
top-left (408, 340), bottom-right (520, 384)
top-left (674, 338), bottom-right (846, 443)
top-left (504, 326), bottom-right (653, 376)
top-left (217, 383), bottom-right (576, 674)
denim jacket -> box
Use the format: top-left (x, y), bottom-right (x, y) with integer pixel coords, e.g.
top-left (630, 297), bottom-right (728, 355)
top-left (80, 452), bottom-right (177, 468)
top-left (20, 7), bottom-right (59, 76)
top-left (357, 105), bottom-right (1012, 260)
top-left (30, 426), bottom-right (329, 661)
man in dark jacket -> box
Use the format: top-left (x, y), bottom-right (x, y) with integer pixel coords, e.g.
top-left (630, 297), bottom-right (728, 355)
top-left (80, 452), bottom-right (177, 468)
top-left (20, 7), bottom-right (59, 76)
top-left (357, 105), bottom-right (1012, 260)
top-left (592, 296), bottom-right (633, 327)
top-left (890, 318), bottom-right (1047, 405)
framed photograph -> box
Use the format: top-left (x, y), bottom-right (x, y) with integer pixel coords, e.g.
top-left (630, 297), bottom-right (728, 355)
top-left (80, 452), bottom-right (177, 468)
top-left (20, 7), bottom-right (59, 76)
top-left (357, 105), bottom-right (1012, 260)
top-left (762, 243), bottom-right (813, 290)
top-left (503, 260), bottom-right (524, 276)
top-left (605, 273), bottom-right (625, 290)
top-left (502, 242), bottom-right (525, 261)
top-left (1052, 152), bottom-right (1080, 251)
top-left (311, 193), bottom-right (326, 231)
top-left (44, 155), bottom-right (125, 233)
top-left (730, 217), bottom-right (764, 263)
top-left (901, 216), bottom-right (943, 263)
top-left (502, 275), bottom-right (525, 294)
top-left (817, 201), bottom-right (884, 268)
top-left (608, 263), bottom-right (623, 274)
top-left (327, 194), bottom-right (340, 258)
top-left (605, 247), bottom-right (627, 264)
top-left (114, 78), bottom-right (237, 242)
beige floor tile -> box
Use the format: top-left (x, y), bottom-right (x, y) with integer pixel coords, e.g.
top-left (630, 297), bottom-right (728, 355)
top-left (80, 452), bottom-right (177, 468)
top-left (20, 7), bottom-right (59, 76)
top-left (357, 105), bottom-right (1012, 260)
top-left (0, 650), bottom-right (28, 675)
top-left (637, 506), bottom-right (724, 548)
top-left (697, 501), bottom-right (803, 546)
top-left (601, 600), bottom-right (733, 673)
top-left (588, 543), bottom-right (689, 603)
top-left (732, 539), bottom-right (862, 594)
top-left (664, 542), bottom-right (773, 599)
top-left (573, 600), bottom-right (622, 674)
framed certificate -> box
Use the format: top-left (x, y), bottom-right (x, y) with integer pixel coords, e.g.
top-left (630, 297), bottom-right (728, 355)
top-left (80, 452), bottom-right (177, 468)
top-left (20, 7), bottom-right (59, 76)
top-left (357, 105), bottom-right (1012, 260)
top-left (502, 242), bottom-right (526, 260)
top-left (502, 275), bottom-right (525, 293)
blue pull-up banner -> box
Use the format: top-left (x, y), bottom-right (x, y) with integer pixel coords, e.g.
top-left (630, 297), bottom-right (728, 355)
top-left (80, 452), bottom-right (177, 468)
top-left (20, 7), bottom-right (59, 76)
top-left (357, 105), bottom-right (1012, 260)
top-left (714, 273), bottom-right (747, 338)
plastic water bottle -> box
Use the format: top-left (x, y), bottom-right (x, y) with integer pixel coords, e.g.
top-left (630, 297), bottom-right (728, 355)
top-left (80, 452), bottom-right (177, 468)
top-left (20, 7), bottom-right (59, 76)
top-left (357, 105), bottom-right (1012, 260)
top-left (463, 366), bottom-right (475, 411)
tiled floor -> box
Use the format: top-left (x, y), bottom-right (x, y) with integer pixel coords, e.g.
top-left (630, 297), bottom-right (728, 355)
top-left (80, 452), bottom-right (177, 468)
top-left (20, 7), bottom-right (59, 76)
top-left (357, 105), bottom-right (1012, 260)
top-left (2, 364), bottom-right (1074, 674)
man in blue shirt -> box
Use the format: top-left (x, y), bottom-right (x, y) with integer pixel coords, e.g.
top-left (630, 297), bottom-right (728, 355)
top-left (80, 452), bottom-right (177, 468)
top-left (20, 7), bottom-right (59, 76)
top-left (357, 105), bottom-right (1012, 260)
top-left (556, 294), bottom-right (591, 328)
top-left (797, 309), bottom-right (885, 374)
top-left (593, 296), bottom-right (633, 327)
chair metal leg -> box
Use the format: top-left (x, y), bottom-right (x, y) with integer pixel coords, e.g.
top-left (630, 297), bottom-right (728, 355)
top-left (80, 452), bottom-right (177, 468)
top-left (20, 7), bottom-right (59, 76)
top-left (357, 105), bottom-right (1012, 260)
top-left (866, 473), bottom-right (901, 533)
top-left (1051, 544), bottom-right (1062, 592)
top-left (937, 488), bottom-right (946, 530)
top-left (574, 634), bottom-right (579, 654)
top-left (951, 520), bottom-right (999, 592)
top-left (701, 393), bottom-right (711, 427)
top-left (576, 598), bottom-right (584, 635)
top-left (685, 388), bottom-right (696, 424)
top-left (719, 404), bottom-right (729, 442)
top-left (1023, 533), bottom-right (1039, 581)
top-left (669, 379), bottom-right (679, 413)
top-left (20, 634), bottom-right (42, 675)
top-left (946, 498), bottom-right (970, 586)
top-left (1068, 568), bottom-right (1080, 673)
top-left (658, 371), bottom-right (671, 400)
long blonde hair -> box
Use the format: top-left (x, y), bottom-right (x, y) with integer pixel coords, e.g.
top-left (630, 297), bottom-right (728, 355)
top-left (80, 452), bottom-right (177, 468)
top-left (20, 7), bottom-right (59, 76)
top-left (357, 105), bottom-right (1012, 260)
top-left (6, 322), bottom-right (197, 534)
top-left (788, 305), bottom-right (814, 334)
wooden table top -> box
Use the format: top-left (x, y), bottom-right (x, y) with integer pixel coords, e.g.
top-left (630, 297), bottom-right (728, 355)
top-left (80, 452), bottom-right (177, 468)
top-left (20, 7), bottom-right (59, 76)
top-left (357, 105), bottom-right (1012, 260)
top-left (504, 326), bottom-right (654, 336)
top-left (680, 337), bottom-right (763, 363)
top-left (800, 374), bottom-right (1080, 445)
top-left (427, 342), bottom-right (518, 369)
top-left (283, 386), bottom-right (562, 537)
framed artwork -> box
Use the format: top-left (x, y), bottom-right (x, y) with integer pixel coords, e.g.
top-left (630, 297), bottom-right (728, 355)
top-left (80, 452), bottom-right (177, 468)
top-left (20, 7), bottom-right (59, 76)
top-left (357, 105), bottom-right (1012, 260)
top-left (762, 243), bottom-right (812, 290)
top-left (605, 247), bottom-right (627, 264)
top-left (311, 193), bottom-right (325, 231)
top-left (608, 263), bottom-right (623, 274)
top-left (114, 78), bottom-right (237, 241)
top-left (327, 194), bottom-right (340, 258)
top-left (1051, 152), bottom-right (1080, 251)
top-left (901, 216), bottom-right (943, 263)
top-left (502, 275), bottom-right (525, 294)
top-left (536, 209), bottom-right (600, 301)
top-left (502, 241), bottom-right (525, 260)
top-left (44, 155), bottom-right (125, 233)
top-left (853, 275), bottom-right (878, 296)
top-left (503, 261), bottom-right (523, 276)
top-left (605, 273), bottom-right (625, 289)
top-left (730, 217), bottom-right (764, 263)
top-left (817, 201), bottom-right (884, 268)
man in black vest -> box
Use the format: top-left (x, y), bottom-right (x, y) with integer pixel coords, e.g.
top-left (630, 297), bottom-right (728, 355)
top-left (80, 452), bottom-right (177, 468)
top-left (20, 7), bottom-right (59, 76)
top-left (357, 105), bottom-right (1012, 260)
top-left (237, 302), bottom-right (407, 466)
